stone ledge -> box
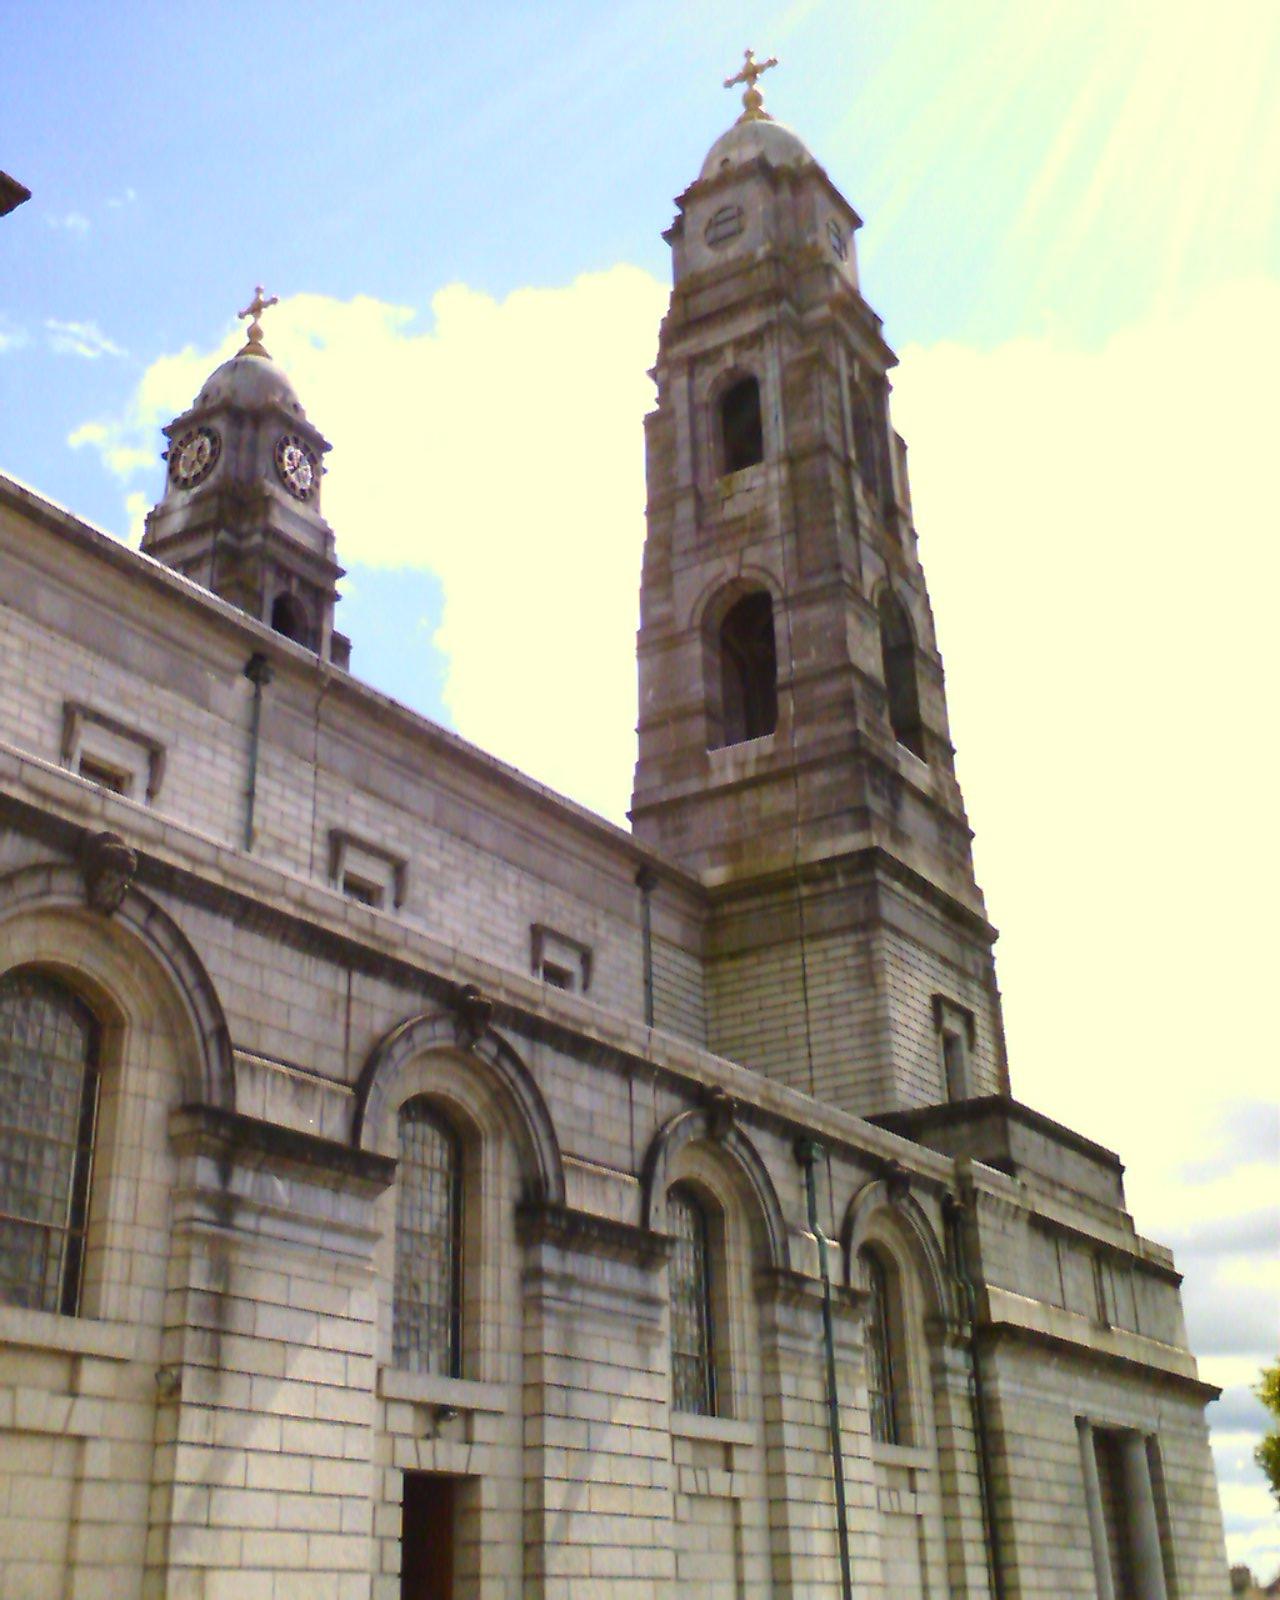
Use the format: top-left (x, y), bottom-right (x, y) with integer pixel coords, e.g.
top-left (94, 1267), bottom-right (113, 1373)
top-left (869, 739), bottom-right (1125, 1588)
top-left (979, 1286), bottom-right (1217, 1397)
top-left (0, 1303), bottom-right (143, 1362)
top-left (169, 1103), bottom-right (395, 1195)
top-left (670, 1410), bottom-right (757, 1447)
top-left (516, 1200), bottom-right (672, 1267)
top-left (378, 1366), bottom-right (507, 1414)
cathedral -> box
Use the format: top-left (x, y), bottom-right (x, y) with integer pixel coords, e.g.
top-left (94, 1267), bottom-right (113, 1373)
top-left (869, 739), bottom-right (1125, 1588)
top-left (0, 60), bottom-right (1230, 1600)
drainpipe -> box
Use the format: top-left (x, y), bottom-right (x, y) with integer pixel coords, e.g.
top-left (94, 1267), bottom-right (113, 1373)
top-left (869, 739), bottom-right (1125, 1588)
top-left (944, 1185), bottom-right (1006, 1600)
top-left (243, 652), bottom-right (274, 850)
top-left (795, 1138), bottom-right (853, 1600)
top-left (636, 865), bottom-right (656, 1027)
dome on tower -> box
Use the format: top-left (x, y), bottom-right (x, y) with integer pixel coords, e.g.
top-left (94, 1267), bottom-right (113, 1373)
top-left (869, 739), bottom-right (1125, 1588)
top-left (699, 116), bottom-right (814, 181)
top-left (193, 350), bottom-right (304, 418)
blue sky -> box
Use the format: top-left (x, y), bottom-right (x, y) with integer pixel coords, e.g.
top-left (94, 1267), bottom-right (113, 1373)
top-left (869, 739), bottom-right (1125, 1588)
top-left (4, 0), bottom-right (1278, 1572)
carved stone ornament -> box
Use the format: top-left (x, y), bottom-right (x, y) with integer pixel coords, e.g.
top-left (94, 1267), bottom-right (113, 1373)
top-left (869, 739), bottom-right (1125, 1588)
top-left (705, 1087), bottom-right (737, 1141)
top-left (453, 982), bottom-right (494, 1042)
top-left (80, 830), bottom-right (138, 915)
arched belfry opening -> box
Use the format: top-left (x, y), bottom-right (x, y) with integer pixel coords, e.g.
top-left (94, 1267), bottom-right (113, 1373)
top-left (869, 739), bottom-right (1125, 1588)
top-left (719, 376), bottom-right (763, 474)
top-left (270, 591), bottom-right (313, 649)
top-left (877, 589), bottom-right (925, 759)
top-left (716, 591), bottom-right (777, 747)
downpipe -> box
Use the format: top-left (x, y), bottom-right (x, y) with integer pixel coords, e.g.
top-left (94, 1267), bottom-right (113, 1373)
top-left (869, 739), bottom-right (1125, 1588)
top-left (243, 652), bottom-right (274, 851)
top-left (796, 1138), bottom-right (853, 1600)
top-left (945, 1184), bottom-right (1007, 1600)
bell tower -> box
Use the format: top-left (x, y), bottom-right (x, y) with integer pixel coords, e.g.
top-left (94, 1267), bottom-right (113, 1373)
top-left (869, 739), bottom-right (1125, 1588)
top-left (141, 288), bottom-right (349, 667)
top-left (632, 59), bottom-right (1009, 1116)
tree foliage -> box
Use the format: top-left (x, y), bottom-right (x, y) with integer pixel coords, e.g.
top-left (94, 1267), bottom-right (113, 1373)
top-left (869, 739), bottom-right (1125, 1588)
top-left (1256, 1359), bottom-right (1280, 1507)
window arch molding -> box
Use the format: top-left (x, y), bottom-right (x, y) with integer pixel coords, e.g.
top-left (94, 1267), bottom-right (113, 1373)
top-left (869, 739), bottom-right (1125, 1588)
top-left (373, 1052), bottom-right (510, 1382)
top-left (840, 1179), bottom-right (957, 1449)
top-left (0, 871), bottom-right (224, 1324)
top-left (0, 860), bottom-right (233, 1111)
top-left (649, 1127), bottom-right (778, 1423)
top-left (641, 1104), bottom-right (789, 1274)
top-left (355, 1004), bottom-right (564, 1208)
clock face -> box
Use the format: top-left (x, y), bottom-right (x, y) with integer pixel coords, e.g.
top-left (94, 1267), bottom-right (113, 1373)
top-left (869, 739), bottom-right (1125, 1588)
top-left (275, 434), bottom-right (318, 500)
top-left (170, 427), bottom-right (220, 488)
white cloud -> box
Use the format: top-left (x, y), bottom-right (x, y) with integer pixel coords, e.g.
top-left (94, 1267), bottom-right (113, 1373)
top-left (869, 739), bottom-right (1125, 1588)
top-left (76, 268), bottom-right (668, 818)
top-left (892, 276), bottom-right (1280, 1568)
top-left (45, 211), bottom-right (90, 234)
top-left (106, 187), bottom-right (137, 209)
top-left (0, 323), bottom-right (28, 355)
top-left (46, 319), bottom-right (125, 359)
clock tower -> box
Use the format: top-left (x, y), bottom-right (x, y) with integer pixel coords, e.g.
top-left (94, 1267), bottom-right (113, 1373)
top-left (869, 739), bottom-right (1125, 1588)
top-left (141, 288), bottom-right (349, 667)
top-left (632, 65), bottom-right (1009, 1117)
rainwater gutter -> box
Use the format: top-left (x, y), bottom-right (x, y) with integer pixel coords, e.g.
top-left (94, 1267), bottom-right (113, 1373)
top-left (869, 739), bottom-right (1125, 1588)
top-left (796, 1137), bottom-right (853, 1600)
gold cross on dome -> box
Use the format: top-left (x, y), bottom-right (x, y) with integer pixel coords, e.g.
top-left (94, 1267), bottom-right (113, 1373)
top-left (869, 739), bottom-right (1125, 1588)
top-left (724, 47), bottom-right (778, 123)
top-left (238, 285), bottom-right (279, 356)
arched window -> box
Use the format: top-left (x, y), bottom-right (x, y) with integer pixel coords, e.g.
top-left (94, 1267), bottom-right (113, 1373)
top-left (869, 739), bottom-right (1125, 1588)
top-left (720, 376), bottom-right (764, 474)
top-left (719, 591), bottom-right (778, 746)
top-left (393, 1098), bottom-right (462, 1377)
top-left (862, 1247), bottom-right (901, 1445)
top-left (877, 590), bottom-right (925, 759)
top-left (0, 971), bottom-right (100, 1316)
top-left (668, 1184), bottom-right (716, 1415)
top-left (270, 591), bottom-right (313, 649)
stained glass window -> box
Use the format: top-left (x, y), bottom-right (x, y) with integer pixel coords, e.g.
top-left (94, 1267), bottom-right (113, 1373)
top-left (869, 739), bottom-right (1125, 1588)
top-left (0, 971), bottom-right (100, 1315)
top-left (669, 1185), bottom-right (716, 1416)
top-left (393, 1098), bottom-right (462, 1376)
top-left (863, 1248), bottom-right (900, 1445)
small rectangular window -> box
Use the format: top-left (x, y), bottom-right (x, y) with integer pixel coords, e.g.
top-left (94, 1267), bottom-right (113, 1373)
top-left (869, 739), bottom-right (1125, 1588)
top-left (341, 873), bottom-right (384, 909)
top-left (530, 924), bottom-right (592, 995)
top-left (77, 755), bottom-right (132, 796)
top-left (328, 829), bottom-right (408, 911)
top-left (933, 996), bottom-right (975, 1102)
top-left (61, 702), bottom-right (165, 803)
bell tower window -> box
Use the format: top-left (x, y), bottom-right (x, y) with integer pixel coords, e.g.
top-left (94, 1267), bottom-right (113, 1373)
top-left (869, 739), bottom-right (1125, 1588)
top-left (719, 376), bottom-right (764, 474)
top-left (877, 590), bottom-right (925, 760)
top-left (717, 591), bottom-right (777, 747)
top-left (851, 387), bottom-right (882, 500)
top-left (270, 591), bottom-right (314, 649)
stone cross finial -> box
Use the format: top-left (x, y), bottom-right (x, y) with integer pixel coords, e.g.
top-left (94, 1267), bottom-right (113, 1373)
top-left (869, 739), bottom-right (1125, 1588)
top-left (724, 47), bottom-right (778, 123)
top-left (238, 285), bottom-right (279, 357)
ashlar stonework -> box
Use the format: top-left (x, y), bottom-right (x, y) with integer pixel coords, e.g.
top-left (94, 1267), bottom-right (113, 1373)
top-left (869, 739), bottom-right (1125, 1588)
top-left (0, 88), bottom-right (1229, 1600)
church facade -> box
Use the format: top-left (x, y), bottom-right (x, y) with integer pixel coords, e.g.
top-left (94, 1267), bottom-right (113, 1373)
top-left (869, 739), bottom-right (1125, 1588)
top-left (0, 69), bottom-right (1229, 1600)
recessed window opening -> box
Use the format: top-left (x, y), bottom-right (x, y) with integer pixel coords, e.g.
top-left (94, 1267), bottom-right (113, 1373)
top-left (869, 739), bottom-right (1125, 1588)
top-left (720, 376), bottom-right (764, 474)
top-left (851, 387), bottom-right (882, 499)
top-left (863, 1248), bottom-right (901, 1445)
top-left (0, 971), bottom-right (101, 1316)
top-left (877, 590), bottom-right (925, 760)
top-left (78, 755), bottom-right (131, 796)
top-left (942, 1031), bottom-right (967, 1101)
top-left (394, 1098), bottom-right (462, 1378)
top-left (271, 591), bottom-right (313, 648)
top-left (669, 1184), bottom-right (717, 1416)
top-left (342, 872), bottom-right (384, 909)
top-left (541, 961), bottom-right (574, 992)
top-left (719, 591), bottom-right (777, 746)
